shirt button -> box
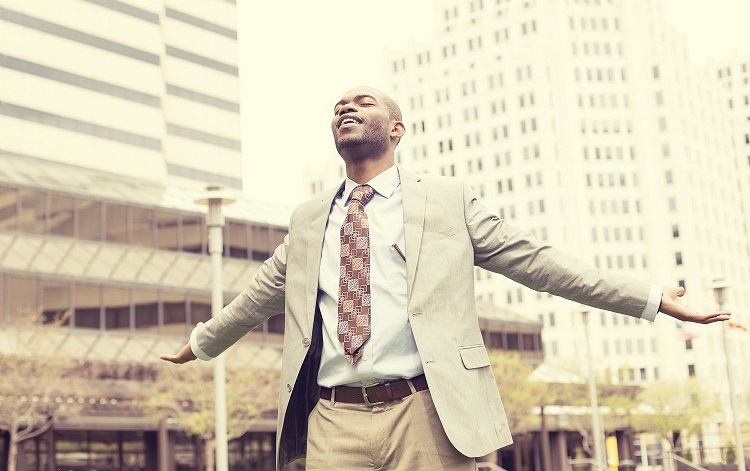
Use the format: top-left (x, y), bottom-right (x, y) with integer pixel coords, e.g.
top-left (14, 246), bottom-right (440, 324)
top-left (363, 355), bottom-right (368, 361)
top-left (302, 338), bottom-right (311, 347)
top-left (286, 384), bottom-right (292, 392)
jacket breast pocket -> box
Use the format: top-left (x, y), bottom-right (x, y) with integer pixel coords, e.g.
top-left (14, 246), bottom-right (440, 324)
top-left (458, 344), bottom-right (491, 369)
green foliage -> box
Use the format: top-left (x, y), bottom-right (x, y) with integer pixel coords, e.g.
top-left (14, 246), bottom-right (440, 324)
top-left (0, 311), bottom-right (85, 471)
top-left (483, 349), bottom-right (721, 453)
top-left (726, 445), bottom-right (736, 464)
top-left (488, 350), bottom-right (552, 432)
top-left (145, 361), bottom-right (279, 441)
top-left (631, 379), bottom-right (720, 445)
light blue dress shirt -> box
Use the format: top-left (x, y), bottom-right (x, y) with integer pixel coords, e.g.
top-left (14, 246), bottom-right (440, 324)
top-left (316, 165), bottom-right (424, 387)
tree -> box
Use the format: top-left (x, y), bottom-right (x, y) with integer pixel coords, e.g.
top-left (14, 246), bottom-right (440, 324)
top-left (0, 312), bottom-right (84, 471)
top-left (145, 360), bottom-right (279, 471)
top-left (632, 379), bottom-right (721, 449)
top-left (489, 350), bottom-right (552, 432)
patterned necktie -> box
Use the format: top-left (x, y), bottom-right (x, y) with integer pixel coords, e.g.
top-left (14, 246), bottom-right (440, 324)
top-left (338, 184), bottom-right (376, 365)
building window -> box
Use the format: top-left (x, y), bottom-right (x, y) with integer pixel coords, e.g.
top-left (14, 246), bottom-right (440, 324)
top-left (0, 186), bottom-right (18, 230)
top-left (7, 276), bottom-right (39, 323)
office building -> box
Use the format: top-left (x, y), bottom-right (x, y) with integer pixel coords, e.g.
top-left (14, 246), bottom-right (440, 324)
top-left (311, 0), bottom-right (750, 461)
top-left (0, 0), bottom-right (289, 468)
top-left (0, 0), bottom-right (243, 190)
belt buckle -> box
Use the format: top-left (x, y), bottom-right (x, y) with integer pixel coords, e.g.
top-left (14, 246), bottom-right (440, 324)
top-left (362, 383), bottom-right (385, 407)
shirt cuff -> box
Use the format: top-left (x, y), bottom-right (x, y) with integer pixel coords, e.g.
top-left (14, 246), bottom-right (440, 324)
top-left (640, 284), bottom-right (662, 322)
top-left (190, 322), bottom-right (213, 361)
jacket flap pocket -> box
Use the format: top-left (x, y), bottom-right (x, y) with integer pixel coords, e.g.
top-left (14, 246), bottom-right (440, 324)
top-left (423, 226), bottom-right (458, 246)
top-left (459, 345), bottom-right (491, 369)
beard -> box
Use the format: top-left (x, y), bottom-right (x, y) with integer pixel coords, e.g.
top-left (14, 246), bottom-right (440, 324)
top-left (334, 122), bottom-right (390, 158)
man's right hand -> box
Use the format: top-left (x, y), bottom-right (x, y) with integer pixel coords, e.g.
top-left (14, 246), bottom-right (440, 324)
top-left (160, 342), bottom-right (197, 364)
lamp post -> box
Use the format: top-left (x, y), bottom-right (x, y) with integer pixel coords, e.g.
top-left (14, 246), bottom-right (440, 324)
top-left (711, 278), bottom-right (745, 471)
top-left (582, 311), bottom-right (606, 470)
top-left (195, 185), bottom-right (236, 471)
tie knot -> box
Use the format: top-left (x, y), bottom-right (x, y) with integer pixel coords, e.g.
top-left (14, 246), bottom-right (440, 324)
top-left (350, 185), bottom-right (375, 205)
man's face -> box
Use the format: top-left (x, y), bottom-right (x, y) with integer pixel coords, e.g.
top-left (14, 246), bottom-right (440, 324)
top-left (331, 88), bottom-right (393, 157)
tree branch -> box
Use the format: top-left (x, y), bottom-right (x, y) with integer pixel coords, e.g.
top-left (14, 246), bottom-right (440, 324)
top-left (16, 416), bottom-right (54, 443)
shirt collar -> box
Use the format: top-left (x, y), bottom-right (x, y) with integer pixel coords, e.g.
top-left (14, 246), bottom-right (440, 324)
top-left (339, 165), bottom-right (400, 206)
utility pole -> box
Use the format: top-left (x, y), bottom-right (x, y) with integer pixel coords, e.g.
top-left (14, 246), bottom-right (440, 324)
top-left (195, 185), bottom-right (236, 471)
top-left (711, 278), bottom-right (745, 471)
top-left (582, 311), bottom-right (607, 470)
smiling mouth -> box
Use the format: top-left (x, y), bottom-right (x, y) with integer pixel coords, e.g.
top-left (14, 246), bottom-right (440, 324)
top-left (337, 116), bottom-right (363, 129)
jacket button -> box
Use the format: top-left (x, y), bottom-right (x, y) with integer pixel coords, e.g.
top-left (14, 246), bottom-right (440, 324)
top-left (302, 338), bottom-right (311, 347)
top-left (286, 384), bottom-right (292, 392)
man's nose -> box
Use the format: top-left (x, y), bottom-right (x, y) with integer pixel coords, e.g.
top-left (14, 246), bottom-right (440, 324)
top-left (338, 102), bottom-right (357, 115)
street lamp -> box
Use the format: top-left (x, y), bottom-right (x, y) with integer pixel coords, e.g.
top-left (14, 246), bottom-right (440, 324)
top-left (710, 278), bottom-right (745, 471)
top-left (582, 311), bottom-right (606, 470)
top-left (195, 185), bottom-right (236, 471)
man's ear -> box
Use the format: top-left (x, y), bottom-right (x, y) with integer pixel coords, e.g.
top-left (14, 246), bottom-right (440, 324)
top-left (391, 121), bottom-right (406, 139)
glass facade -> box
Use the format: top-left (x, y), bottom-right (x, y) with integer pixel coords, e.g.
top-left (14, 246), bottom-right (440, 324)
top-left (228, 432), bottom-right (276, 471)
top-left (0, 430), bottom-right (279, 471)
top-left (0, 184), bottom-right (284, 262)
top-left (0, 273), bottom-right (285, 339)
top-left (54, 430), bottom-right (151, 471)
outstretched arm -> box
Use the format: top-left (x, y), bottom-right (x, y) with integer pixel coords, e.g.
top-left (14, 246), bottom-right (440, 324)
top-left (160, 223), bottom-right (292, 364)
top-left (463, 182), bottom-right (732, 325)
top-left (659, 286), bottom-right (731, 324)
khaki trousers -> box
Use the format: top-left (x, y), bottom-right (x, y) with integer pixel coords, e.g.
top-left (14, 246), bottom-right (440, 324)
top-left (306, 389), bottom-right (477, 470)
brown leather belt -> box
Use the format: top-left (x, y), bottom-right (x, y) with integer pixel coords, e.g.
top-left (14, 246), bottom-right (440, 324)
top-left (320, 374), bottom-right (428, 406)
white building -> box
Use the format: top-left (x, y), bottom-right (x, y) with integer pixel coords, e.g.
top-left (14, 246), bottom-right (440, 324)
top-left (0, 1), bottom-right (293, 468)
top-left (312, 0), bottom-right (750, 457)
top-left (0, 0), bottom-right (243, 190)
top-left (715, 56), bottom-right (750, 262)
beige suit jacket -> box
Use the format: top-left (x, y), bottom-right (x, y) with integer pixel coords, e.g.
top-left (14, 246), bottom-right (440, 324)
top-left (195, 168), bottom-right (652, 470)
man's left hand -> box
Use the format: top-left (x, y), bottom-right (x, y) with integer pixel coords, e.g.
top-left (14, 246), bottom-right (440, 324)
top-left (659, 286), bottom-right (731, 324)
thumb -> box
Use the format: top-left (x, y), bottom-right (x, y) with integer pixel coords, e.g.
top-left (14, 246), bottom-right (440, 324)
top-left (676, 286), bottom-right (685, 297)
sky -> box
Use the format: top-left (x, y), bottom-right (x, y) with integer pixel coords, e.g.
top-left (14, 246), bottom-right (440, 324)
top-left (237, 0), bottom-right (750, 208)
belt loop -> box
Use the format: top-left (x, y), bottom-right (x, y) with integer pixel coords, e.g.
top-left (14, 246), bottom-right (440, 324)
top-left (331, 386), bottom-right (336, 406)
top-left (384, 382), bottom-right (393, 401)
top-left (406, 378), bottom-right (417, 394)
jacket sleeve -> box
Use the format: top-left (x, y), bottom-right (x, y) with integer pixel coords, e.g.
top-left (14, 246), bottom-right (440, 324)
top-left (462, 182), bottom-right (654, 318)
top-left (194, 214), bottom-right (291, 359)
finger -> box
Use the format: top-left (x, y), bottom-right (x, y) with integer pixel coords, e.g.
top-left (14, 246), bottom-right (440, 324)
top-left (160, 354), bottom-right (180, 363)
top-left (696, 312), bottom-right (731, 324)
top-left (677, 286), bottom-right (685, 297)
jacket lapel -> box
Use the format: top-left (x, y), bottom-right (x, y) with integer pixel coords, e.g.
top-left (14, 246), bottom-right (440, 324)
top-left (305, 183), bottom-right (343, 332)
top-left (398, 167), bottom-right (425, 301)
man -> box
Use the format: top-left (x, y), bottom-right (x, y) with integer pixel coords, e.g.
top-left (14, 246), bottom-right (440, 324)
top-left (162, 86), bottom-right (730, 470)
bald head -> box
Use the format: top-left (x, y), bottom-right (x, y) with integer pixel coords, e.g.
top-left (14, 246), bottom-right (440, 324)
top-left (342, 86), bottom-right (402, 122)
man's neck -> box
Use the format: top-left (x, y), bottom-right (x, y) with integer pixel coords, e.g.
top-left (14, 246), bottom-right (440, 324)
top-left (344, 157), bottom-right (395, 184)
